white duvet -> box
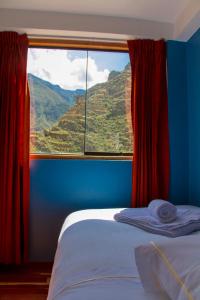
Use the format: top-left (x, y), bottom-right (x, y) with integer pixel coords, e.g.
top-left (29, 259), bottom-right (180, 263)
top-left (47, 206), bottom-right (200, 300)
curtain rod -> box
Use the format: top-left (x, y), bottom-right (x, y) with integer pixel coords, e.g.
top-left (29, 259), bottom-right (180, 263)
top-left (28, 35), bottom-right (129, 51)
top-left (28, 34), bottom-right (129, 43)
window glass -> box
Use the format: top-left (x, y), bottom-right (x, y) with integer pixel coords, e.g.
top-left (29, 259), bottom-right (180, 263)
top-left (28, 48), bottom-right (132, 155)
top-left (85, 51), bottom-right (132, 154)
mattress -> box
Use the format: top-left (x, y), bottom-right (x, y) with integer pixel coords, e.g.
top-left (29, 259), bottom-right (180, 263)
top-left (47, 206), bottom-right (200, 300)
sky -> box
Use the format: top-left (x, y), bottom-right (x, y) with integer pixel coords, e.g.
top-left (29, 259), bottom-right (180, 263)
top-left (27, 48), bottom-right (130, 90)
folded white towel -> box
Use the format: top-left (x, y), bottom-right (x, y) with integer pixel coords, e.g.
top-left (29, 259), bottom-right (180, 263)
top-left (148, 199), bottom-right (177, 223)
top-left (114, 208), bottom-right (200, 237)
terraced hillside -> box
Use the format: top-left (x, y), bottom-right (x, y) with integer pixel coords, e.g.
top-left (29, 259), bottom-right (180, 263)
top-left (30, 64), bottom-right (133, 154)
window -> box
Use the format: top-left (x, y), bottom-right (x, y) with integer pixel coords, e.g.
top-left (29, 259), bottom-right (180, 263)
top-left (28, 43), bottom-right (133, 157)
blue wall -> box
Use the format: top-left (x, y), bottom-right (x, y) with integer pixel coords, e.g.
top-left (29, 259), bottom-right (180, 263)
top-left (30, 40), bottom-right (191, 261)
top-left (30, 159), bottom-right (132, 261)
top-left (167, 41), bottom-right (189, 204)
top-left (187, 28), bottom-right (200, 206)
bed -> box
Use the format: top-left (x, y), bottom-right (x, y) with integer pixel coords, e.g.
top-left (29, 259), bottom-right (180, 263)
top-left (47, 206), bottom-right (200, 300)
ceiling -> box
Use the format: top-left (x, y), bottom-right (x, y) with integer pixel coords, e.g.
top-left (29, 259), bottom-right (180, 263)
top-left (0, 0), bottom-right (191, 23)
top-left (0, 0), bottom-right (199, 41)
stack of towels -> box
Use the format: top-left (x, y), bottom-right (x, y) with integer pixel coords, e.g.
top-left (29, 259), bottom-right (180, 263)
top-left (114, 199), bottom-right (200, 237)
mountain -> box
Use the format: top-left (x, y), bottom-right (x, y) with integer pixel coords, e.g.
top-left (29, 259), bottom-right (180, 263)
top-left (31, 75), bottom-right (85, 106)
top-left (30, 64), bottom-right (133, 154)
top-left (28, 74), bottom-right (85, 131)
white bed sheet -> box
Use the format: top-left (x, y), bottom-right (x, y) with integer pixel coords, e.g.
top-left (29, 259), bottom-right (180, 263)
top-left (48, 206), bottom-right (200, 300)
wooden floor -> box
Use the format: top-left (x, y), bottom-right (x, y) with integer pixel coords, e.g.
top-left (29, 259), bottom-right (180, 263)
top-left (0, 263), bottom-right (52, 300)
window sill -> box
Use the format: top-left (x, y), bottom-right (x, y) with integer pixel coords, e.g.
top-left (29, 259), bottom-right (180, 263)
top-left (30, 154), bottom-right (133, 161)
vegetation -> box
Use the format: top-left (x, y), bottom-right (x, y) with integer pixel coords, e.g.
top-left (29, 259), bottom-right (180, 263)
top-left (29, 64), bottom-right (133, 154)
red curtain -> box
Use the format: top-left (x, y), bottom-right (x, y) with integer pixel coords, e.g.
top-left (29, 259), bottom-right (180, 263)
top-left (128, 39), bottom-right (170, 208)
top-left (0, 32), bottom-right (29, 264)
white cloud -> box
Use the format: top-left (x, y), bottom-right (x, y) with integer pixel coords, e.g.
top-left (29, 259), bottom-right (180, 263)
top-left (87, 58), bottom-right (109, 88)
top-left (27, 49), bottom-right (109, 90)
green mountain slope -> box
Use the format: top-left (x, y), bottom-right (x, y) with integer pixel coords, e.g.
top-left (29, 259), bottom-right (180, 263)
top-left (30, 64), bottom-right (133, 154)
top-left (28, 74), bottom-right (85, 131)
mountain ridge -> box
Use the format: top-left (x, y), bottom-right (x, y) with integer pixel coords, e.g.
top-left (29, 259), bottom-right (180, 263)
top-left (28, 73), bottom-right (85, 131)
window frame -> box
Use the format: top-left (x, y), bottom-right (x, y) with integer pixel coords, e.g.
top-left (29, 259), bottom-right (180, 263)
top-left (28, 38), bottom-right (132, 160)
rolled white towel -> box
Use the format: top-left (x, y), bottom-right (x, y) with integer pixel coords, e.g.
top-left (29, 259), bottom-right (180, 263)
top-left (148, 199), bottom-right (177, 223)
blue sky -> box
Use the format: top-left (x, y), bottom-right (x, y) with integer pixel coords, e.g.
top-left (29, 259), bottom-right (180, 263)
top-left (89, 51), bottom-right (129, 72)
top-left (68, 50), bottom-right (130, 72)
